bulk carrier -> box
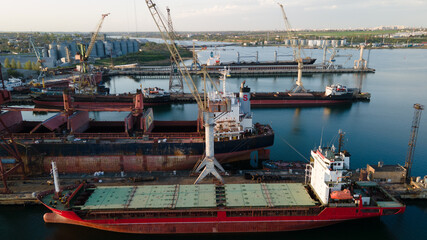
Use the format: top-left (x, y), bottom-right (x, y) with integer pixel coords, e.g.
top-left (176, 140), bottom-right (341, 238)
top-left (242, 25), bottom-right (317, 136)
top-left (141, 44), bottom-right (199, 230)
top-left (31, 83), bottom-right (368, 109)
top-left (0, 78), bottom-right (273, 174)
top-left (37, 137), bottom-right (405, 234)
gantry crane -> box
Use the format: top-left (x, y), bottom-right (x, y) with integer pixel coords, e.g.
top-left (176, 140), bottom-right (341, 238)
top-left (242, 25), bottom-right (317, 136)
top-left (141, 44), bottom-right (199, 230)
top-left (405, 103), bottom-right (424, 182)
top-left (277, 3), bottom-right (306, 92)
top-left (145, 0), bottom-right (228, 183)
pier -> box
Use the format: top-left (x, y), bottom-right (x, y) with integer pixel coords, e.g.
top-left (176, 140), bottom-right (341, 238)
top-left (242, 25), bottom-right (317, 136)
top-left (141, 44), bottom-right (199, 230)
top-left (106, 64), bottom-right (375, 77)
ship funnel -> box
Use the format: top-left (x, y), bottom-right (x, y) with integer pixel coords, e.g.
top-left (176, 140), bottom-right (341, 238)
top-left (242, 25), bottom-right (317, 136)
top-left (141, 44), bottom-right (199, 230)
top-left (239, 81), bottom-right (251, 115)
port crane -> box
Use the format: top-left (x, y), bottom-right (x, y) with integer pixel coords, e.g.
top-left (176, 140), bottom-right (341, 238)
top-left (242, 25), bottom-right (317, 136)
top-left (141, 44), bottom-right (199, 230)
top-left (75, 13), bottom-right (110, 93)
top-left (29, 37), bottom-right (48, 87)
top-left (145, 0), bottom-right (228, 184)
top-left (354, 45), bottom-right (368, 70)
top-left (277, 2), bottom-right (306, 93)
top-left (165, 6), bottom-right (184, 94)
top-left (405, 103), bottom-right (424, 183)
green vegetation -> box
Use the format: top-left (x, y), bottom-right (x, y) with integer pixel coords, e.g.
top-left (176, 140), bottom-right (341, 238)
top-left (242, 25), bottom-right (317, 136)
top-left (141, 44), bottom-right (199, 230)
top-left (3, 58), bottom-right (10, 68)
top-left (24, 60), bottom-right (32, 70)
top-left (7, 68), bottom-right (23, 78)
top-left (96, 42), bottom-right (193, 66)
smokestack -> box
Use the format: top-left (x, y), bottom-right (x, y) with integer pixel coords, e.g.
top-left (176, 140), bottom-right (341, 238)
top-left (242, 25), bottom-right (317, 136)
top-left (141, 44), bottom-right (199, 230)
top-left (239, 81), bottom-right (251, 115)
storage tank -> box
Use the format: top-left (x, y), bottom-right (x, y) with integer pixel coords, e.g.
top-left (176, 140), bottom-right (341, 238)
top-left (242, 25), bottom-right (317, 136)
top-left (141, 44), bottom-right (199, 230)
top-left (284, 39), bottom-right (291, 46)
top-left (89, 42), bottom-right (97, 57)
top-left (127, 40), bottom-right (133, 54)
top-left (132, 40), bottom-right (139, 52)
top-left (331, 40), bottom-right (338, 47)
top-left (120, 40), bottom-right (128, 55)
top-left (325, 40), bottom-right (332, 47)
top-left (308, 40), bottom-right (314, 47)
top-left (113, 41), bottom-right (122, 56)
top-left (96, 40), bottom-right (105, 58)
top-left (42, 47), bottom-right (48, 58)
top-left (69, 41), bottom-right (78, 57)
top-left (57, 42), bottom-right (69, 59)
top-left (300, 39), bottom-right (307, 46)
top-left (104, 41), bottom-right (114, 56)
top-left (48, 42), bottom-right (58, 60)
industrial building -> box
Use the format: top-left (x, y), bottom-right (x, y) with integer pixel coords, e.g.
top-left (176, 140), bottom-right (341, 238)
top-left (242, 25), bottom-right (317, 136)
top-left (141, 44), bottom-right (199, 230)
top-left (366, 162), bottom-right (407, 183)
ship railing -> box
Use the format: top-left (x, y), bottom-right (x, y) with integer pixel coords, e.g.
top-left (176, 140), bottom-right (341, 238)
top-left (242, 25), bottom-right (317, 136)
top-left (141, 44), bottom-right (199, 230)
top-left (147, 132), bottom-right (202, 139)
top-left (73, 133), bottom-right (130, 139)
top-left (9, 133), bottom-right (57, 140)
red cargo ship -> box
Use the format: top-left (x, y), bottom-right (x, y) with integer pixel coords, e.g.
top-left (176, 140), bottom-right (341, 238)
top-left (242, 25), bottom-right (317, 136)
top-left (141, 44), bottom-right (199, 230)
top-left (38, 142), bottom-right (405, 234)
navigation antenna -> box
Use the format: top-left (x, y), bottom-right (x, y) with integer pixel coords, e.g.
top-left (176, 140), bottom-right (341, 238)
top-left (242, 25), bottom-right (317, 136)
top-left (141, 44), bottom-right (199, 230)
top-left (405, 103), bottom-right (424, 182)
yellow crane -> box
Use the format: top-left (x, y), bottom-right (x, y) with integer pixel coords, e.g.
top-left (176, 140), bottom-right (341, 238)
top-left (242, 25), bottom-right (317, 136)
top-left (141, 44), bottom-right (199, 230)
top-left (75, 13), bottom-right (109, 93)
top-left (145, 0), bottom-right (228, 183)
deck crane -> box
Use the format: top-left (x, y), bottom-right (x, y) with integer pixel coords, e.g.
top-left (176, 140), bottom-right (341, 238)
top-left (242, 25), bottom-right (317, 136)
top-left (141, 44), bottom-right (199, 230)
top-left (165, 6), bottom-right (184, 94)
top-left (277, 3), bottom-right (306, 93)
top-left (145, 0), bottom-right (228, 184)
top-left (75, 13), bottom-right (109, 93)
top-left (405, 103), bottom-right (424, 183)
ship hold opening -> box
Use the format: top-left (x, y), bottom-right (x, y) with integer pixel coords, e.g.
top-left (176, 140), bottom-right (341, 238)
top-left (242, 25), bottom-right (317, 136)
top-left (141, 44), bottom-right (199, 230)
top-left (150, 121), bottom-right (199, 133)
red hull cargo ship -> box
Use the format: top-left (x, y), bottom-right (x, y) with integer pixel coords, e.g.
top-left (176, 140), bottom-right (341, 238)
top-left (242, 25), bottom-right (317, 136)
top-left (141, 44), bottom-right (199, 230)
top-left (32, 84), bottom-right (369, 109)
top-left (32, 86), bottom-right (171, 108)
top-left (38, 143), bottom-right (405, 234)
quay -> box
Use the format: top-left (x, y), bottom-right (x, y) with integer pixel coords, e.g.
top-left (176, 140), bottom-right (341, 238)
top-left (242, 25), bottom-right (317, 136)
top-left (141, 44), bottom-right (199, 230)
top-left (106, 64), bottom-right (375, 77)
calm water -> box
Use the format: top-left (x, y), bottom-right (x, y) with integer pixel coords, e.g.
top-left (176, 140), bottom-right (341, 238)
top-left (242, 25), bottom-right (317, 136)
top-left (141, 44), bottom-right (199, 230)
top-left (2, 47), bottom-right (427, 239)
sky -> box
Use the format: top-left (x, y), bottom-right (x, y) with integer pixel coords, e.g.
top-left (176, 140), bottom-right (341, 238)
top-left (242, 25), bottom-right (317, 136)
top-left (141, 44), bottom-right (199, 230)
top-left (0, 0), bottom-right (426, 32)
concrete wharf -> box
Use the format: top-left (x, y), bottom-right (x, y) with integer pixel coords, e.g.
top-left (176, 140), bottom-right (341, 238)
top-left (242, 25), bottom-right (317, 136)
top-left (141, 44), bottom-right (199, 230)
top-left (106, 64), bottom-right (375, 77)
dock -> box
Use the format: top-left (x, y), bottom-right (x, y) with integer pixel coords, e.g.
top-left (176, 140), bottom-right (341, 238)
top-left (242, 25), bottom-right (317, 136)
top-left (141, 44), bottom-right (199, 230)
top-left (106, 64), bottom-right (375, 77)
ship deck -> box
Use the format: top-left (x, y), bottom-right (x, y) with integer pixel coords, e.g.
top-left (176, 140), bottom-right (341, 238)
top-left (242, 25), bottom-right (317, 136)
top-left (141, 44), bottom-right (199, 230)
top-left (78, 183), bottom-right (317, 211)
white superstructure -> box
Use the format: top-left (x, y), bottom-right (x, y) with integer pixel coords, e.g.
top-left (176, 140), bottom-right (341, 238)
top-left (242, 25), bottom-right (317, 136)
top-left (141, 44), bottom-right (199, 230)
top-left (325, 84), bottom-right (349, 96)
top-left (208, 69), bottom-right (253, 141)
top-left (308, 144), bottom-right (351, 205)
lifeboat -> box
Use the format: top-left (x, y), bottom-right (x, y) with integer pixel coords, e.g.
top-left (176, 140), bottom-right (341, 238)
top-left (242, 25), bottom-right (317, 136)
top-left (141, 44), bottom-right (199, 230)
top-left (330, 189), bottom-right (353, 200)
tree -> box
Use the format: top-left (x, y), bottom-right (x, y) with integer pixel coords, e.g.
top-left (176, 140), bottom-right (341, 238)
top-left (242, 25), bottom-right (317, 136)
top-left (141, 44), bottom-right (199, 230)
top-left (10, 58), bottom-right (16, 69)
top-left (24, 60), bottom-right (32, 70)
top-left (16, 60), bottom-right (22, 69)
top-left (4, 58), bottom-right (10, 68)
top-left (31, 62), bottom-right (37, 71)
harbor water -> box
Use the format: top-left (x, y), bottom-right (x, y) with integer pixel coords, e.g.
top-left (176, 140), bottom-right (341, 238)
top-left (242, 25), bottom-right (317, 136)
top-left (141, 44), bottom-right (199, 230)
top-left (2, 47), bottom-right (427, 239)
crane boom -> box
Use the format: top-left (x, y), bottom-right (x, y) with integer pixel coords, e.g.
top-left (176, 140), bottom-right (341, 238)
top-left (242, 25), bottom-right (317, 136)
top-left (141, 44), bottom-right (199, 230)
top-left (277, 3), bottom-right (298, 61)
top-left (85, 13), bottom-right (110, 59)
top-left (405, 103), bottom-right (424, 182)
top-left (277, 3), bottom-right (305, 92)
top-left (145, 1), bottom-right (204, 110)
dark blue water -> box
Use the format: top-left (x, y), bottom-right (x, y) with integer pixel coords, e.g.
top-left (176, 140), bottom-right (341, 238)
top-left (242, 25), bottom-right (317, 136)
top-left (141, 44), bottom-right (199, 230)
top-left (2, 48), bottom-right (427, 239)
